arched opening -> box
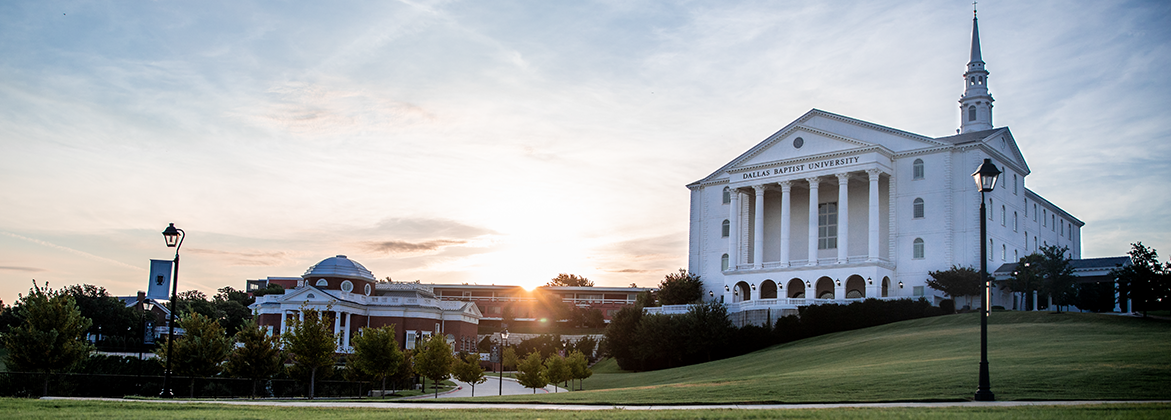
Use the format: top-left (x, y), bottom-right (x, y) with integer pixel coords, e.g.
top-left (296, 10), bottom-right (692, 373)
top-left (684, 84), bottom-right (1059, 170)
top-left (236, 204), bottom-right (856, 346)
top-left (721, 220), bottom-right (730, 237)
top-left (721, 254), bottom-right (729, 271)
top-left (882, 277), bottom-right (890, 297)
top-left (787, 278), bottom-right (805, 298)
top-left (912, 159), bottom-right (924, 180)
top-left (722, 187), bottom-right (731, 204)
top-left (913, 198), bottom-right (925, 218)
top-left (733, 281), bottom-right (751, 303)
top-left (968, 105), bottom-right (977, 121)
top-left (760, 279), bottom-right (777, 299)
top-left (815, 277), bottom-right (834, 299)
top-left (845, 275), bottom-right (866, 299)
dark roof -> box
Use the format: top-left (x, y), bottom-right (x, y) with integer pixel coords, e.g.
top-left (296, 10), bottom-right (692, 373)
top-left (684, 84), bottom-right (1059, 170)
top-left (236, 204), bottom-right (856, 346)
top-left (993, 256), bottom-right (1131, 275)
top-left (932, 127), bottom-right (1004, 145)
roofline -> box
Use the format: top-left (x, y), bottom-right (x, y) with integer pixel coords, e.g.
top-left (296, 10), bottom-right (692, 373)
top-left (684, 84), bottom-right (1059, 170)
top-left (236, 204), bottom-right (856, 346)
top-left (1025, 188), bottom-right (1084, 226)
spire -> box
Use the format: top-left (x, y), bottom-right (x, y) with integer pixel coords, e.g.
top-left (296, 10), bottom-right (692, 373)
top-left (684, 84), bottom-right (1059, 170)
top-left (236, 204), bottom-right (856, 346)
top-left (959, 7), bottom-right (993, 134)
top-left (970, 11), bottom-right (983, 64)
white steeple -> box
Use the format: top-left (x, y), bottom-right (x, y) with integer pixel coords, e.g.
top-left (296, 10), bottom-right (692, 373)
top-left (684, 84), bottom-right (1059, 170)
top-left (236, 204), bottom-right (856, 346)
top-left (959, 9), bottom-right (993, 133)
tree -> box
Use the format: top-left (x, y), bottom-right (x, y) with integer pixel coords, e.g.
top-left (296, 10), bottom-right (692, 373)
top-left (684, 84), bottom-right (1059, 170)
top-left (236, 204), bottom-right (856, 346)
top-left (156, 312), bottom-right (232, 397)
top-left (543, 353), bottom-right (571, 393)
top-left (635, 290), bottom-right (657, 307)
top-left (502, 346), bottom-right (519, 371)
top-left (657, 269), bottom-right (703, 305)
top-left (567, 350), bottom-right (592, 391)
top-left (212, 286), bottom-right (254, 336)
top-left (603, 306), bottom-right (644, 371)
top-left (1114, 242), bottom-right (1171, 316)
top-left (682, 301), bottom-right (733, 364)
top-left (347, 325), bottom-right (404, 397)
top-left (926, 265), bottom-right (982, 309)
top-left (1036, 245), bottom-right (1077, 313)
top-left (515, 351), bottom-right (546, 393)
top-left (451, 353), bottom-right (486, 396)
top-left (61, 284), bottom-right (139, 349)
top-left (413, 334), bottom-right (454, 398)
top-left (282, 306), bottom-right (336, 399)
top-left (546, 273), bottom-right (593, 287)
top-left (224, 319), bottom-right (283, 398)
top-left (1, 281), bottom-right (94, 396)
top-left (583, 308), bottom-right (606, 329)
top-left (1006, 253), bottom-right (1046, 310)
top-left (174, 290), bottom-right (218, 320)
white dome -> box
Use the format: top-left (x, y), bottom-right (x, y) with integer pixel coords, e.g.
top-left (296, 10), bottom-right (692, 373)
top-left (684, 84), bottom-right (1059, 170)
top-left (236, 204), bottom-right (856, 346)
top-left (302, 255), bottom-right (375, 282)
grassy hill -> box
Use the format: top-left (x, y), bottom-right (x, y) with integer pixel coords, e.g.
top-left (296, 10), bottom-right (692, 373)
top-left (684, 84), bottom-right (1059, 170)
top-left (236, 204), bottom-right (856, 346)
top-left (462, 312), bottom-right (1171, 404)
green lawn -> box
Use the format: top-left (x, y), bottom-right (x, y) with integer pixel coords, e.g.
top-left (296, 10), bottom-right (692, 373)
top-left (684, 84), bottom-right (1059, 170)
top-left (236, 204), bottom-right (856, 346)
top-left (3, 399), bottom-right (1170, 419)
top-left (449, 312), bottom-right (1171, 404)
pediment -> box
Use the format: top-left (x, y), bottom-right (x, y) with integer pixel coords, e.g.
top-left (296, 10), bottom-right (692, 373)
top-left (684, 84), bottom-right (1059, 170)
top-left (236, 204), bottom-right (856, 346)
top-left (733, 127), bottom-right (872, 170)
top-left (983, 129), bottom-right (1030, 175)
top-left (277, 285), bottom-right (338, 305)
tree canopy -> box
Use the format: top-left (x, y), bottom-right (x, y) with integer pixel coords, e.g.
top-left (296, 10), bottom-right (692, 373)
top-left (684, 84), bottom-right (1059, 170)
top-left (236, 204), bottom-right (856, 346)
top-left (1036, 245), bottom-right (1077, 312)
top-left (546, 273), bottom-right (593, 287)
top-left (543, 353), bottom-right (571, 393)
top-left (413, 334), bottom-right (454, 398)
top-left (657, 269), bottom-right (703, 305)
top-left (282, 306), bottom-right (336, 399)
top-left (1, 281), bottom-right (94, 395)
top-left (515, 351), bottom-right (546, 393)
top-left (926, 265), bottom-right (982, 309)
top-left (224, 319), bottom-right (284, 398)
top-left (1113, 242), bottom-right (1171, 316)
top-left (451, 353), bottom-right (486, 396)
top-left (347, 325), bottom-right (404, 397)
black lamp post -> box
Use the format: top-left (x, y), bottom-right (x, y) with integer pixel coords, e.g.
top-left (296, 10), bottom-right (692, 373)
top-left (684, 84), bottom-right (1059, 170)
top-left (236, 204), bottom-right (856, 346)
top-left (498, 329), bottom-right (509, 396)
top-left (159, 223), bottom-right (184, 398)
top-left (972, 158), bottom-right (1000, 402)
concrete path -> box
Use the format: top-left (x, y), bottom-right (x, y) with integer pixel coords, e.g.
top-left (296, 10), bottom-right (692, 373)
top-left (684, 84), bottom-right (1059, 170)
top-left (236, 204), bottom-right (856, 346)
top-left (404, 376), bottom-right (567, 399)
top-left (41, 397), bottom-right (1170, 410)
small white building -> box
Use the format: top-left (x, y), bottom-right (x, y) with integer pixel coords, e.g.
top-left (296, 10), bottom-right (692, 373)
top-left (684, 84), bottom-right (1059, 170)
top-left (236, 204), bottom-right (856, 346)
top-left (684, 14), bottom-right (1083, 321)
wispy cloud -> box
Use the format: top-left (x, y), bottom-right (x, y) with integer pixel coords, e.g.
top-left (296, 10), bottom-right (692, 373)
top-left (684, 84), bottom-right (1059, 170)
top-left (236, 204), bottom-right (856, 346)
top-left (0, 231), bottom-right (143, 272)
top-left (0, 266), bottom-right (46, 273)
top-left (364, 239), bottom-right (466, 254)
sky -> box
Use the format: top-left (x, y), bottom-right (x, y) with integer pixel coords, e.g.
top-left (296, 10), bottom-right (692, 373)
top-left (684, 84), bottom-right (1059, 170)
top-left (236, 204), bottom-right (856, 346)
top-left (1, 0), bottom-right (1168, 305)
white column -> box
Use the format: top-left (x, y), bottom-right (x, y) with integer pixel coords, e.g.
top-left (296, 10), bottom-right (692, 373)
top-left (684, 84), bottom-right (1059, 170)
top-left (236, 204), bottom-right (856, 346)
top-left (867, 169), bottom-right (881, 262)
top-left (343, 312), bottom-right (352, 351)
top-left (807, 177), bottom-right (820, 266)
top-left (1114, 282), bottom-right (1122, 312)
top-left (779, 181), bottom-right (792, 267)
top-left (280, 310), bottom-right (288, 335)
top-left (728, 188), bottom-right (740, 269)
top-left (836, 173), bottom-right (850, 264)
top-left (298, 310), bottom-right (304, 323)
top-left (835, 279), bottom-right (846, 300)
top-left (333, 310), bottom-right (341, 338)
top-left (753, 185), bottom-right (766, 269)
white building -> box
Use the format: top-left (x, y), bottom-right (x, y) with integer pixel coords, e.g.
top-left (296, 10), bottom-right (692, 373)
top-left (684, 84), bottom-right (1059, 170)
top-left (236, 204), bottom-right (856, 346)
top-left (685, 14), bottom-right (1083, 319)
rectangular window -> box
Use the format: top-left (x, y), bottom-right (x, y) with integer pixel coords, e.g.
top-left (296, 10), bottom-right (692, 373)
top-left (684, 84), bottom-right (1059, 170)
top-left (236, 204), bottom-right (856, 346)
top-left (1014, 174), bottom-right (1018, 195)
top-left (913, 286), bottom-right (925, 297)
top-left (1013, 212), bottom-right (1018, 232)
top-left (818, 202), bottom-right (838, 250)
top-left (1033, 204), bottom-right (1037, 221)
top-left (405, 330), bottom-right (417, 349)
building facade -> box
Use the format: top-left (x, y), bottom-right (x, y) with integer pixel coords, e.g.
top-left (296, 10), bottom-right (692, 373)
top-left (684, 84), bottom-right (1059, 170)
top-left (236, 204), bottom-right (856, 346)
top-left (685, 15), bottom-right (1083, 317)
top-left (249, 255), bottom-right (482, 353)
top-left (431, 284), bottom-right (652, 325)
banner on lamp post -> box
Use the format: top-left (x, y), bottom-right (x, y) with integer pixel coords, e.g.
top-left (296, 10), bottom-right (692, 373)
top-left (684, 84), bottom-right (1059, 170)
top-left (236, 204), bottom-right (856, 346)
top-left (147, 259), bottom-right (173, 300)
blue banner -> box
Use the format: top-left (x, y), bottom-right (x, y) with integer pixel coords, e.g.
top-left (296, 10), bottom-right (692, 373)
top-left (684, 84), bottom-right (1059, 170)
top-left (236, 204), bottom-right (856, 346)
top-left (147, 259), bottom-right (172, 300)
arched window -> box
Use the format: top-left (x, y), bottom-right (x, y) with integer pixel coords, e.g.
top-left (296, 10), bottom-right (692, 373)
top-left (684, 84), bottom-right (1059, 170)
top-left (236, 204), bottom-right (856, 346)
top-left (989, 239), bottom-right (994, 260)
top-left (913, 198), bottom-right (925, 219)
top-left (722, 187), bottom-right (731, 204)
top-left (1013, 212), bottom-right (1018, 232)
top-left (1002, 244), bottom-right (1006, 261)
top-left (721, 254), bottom-right (729, 271)
top-left (1014, 249), bottom-right (1019, 261)
top-left (912, 159), bottom-right (924, 180)
top-left (721, 220), bottom-right (730, 237)
top-left (315, 279), bottom-right (328, 287)
top-left (1001, 205), bottom-right (1006, 226)
top-left (1013, 174), bottom-right (1019, 195)
top-left (968, 105), bottom-right (977, 121)
top-left (1051, 215), bottom-right (1055, 231)
top-left (989, 199), bottom-right (994, 220)
top-left (913, 238), bottom-right (925, 259)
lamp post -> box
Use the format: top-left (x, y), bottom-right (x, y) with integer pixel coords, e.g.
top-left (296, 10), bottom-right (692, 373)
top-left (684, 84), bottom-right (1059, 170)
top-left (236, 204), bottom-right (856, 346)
top-left (498, 329), bottom-right (509, 396)
top-left (159, 223), bottom-right (184, 398)
top-left (972, 158), bottom-right (1000, 402)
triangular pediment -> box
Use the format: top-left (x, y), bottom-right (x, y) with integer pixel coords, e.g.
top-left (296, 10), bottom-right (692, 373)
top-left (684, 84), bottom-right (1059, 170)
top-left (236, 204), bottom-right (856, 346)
top-left (983, 129), bottom-right (1030, 175)
top-left (276, 285), bottom-right (339, 305)
top-left (691, 109), bottom-right (945, 187)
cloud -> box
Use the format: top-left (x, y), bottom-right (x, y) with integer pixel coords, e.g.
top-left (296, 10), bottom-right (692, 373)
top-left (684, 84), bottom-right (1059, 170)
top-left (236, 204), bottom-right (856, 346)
top-left (241, 82), bottom-right (437, 135)
top-left (0, 266), bottom-right (46, 272)
top-left (364, 239), bottom-right (465, 254)
top-left (602, 268), bottom-right (651, 274)
top-left (0, 231), bottom-right (143, 272)
top-left (185, 248), bottom-right (294, 267)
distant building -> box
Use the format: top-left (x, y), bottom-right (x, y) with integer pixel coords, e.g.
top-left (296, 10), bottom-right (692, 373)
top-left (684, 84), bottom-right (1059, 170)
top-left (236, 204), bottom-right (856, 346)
top-left (248, 255), bottom-right (481, 353)
top-left (431, 284), bottom-right (653, 326)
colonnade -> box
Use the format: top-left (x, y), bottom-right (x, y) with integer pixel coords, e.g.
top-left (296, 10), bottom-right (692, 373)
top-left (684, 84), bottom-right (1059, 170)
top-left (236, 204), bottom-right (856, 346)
top-left (727, 169), bottom-right (885, 270)
top-left (279, 308), bottom-right (353, 351)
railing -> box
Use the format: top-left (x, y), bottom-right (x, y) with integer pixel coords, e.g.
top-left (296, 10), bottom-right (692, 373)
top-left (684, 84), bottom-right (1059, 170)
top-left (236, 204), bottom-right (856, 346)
top-left (644, 296), bottom-right (908, 315)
